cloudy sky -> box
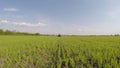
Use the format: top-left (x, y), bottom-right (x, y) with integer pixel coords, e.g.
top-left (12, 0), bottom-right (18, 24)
top-left (0, 0), bottom-right (120, 35)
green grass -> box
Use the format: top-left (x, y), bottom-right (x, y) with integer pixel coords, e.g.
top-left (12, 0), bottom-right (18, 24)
top-left (0, 35), bottom-right (120, 68)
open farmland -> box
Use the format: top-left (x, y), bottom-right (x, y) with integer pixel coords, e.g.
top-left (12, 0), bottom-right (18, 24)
top-left (0, 35), bottom-right (120, 68)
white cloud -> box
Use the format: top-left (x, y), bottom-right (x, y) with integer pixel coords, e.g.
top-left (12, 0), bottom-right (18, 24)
top-left (78, 28), bottom-right (84, 32)
top-left (3, 8), bottom-right (18, 11)
top-left (0, 20), bottom-right (47, 27)
top-left (0, 20), bottom-right (8, 23)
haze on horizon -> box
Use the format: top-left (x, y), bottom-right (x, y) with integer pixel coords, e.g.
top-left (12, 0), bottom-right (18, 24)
top-left (0, 0), bottom-right (120, 35)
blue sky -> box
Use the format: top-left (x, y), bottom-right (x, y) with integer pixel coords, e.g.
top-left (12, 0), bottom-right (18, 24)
top-left (0, 0), bottom-right (120, 35)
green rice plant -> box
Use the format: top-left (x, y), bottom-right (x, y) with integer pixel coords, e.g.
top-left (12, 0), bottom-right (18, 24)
top-left (0, 35), bottom-right (120, 68)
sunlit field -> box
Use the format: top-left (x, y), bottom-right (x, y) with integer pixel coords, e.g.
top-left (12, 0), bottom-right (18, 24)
top-left (0, 35), bottom-right (120, 68)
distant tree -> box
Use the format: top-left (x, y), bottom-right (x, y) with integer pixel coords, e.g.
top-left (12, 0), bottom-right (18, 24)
top-left (58, 34), bottom-right (61, 37)
top-left (115, 34), bottom-right (119, 36)
top-left (4, 30), bottom-right (13, 35)
top-left (0, 29), bottom-right (4, 35)
top-left (0, 29), bottom-right (41, 36)
top-left (34, 33), bottom-right (40, 35)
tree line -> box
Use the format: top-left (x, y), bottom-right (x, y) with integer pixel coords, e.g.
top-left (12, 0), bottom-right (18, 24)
top-left (0, 29), bottom-right (40, 35)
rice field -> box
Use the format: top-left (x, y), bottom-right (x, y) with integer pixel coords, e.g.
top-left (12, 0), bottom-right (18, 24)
top-left (0, 35), bottom-right (120, 68)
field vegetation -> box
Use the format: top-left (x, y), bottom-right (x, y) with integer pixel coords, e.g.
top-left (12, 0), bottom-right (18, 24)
top-left (0, 35), bottom-right (120, 68)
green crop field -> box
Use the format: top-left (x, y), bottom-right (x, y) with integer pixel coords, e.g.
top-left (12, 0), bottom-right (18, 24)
top-left (0, 35), bottom-right (120, 68)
